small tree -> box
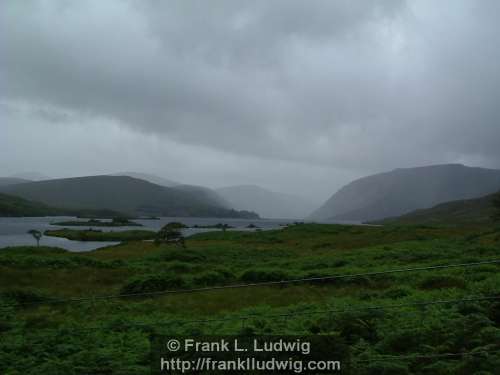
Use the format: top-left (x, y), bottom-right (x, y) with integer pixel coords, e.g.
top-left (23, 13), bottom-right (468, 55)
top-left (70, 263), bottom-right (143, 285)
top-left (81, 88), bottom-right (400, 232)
top-left (28, 229), bottom-right (42, 247)
top-left (155, 223), bottom-right (185, 247)
top-left (215, 223), bottom-right (230, 232)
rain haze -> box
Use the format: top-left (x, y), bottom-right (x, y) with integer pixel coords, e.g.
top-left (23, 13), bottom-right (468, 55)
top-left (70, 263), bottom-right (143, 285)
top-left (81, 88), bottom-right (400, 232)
top-left (2, 0), bottom-right (500, 204)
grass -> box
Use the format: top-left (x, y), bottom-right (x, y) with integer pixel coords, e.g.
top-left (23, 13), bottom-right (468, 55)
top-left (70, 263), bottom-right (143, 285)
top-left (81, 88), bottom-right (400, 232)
top-left (1, 223), bottom-right (499, 374)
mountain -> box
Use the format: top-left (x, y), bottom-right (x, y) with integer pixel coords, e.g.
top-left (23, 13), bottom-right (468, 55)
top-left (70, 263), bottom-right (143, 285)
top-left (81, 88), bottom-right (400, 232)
top-left (111, 172), bottom-right (178, 187)
top-left (112, 172), bottom-right (230, 209)
top-left (0, 177), bottom-right (31, 187)
top-left (0, 193), bottom-right (123, 217)
top-left (0, 193), bottom-right (60, 216)
top-left (0, 175), bottom-right (258, 218)
top-left (9, 172), bottom-right (51, 181)
top-left (216, 185), bottom-right (315, 219)
top-left (373, 191), bottom-right (500, 225)
top-left (309, 164), bottom-right (500, 222)
top-left (176, 184), bottom-right (231, 209)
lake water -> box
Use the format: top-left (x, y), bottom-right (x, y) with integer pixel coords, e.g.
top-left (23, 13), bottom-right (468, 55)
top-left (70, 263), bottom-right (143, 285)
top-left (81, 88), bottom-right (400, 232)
top-left (0, 216), bottom-right (298, 252)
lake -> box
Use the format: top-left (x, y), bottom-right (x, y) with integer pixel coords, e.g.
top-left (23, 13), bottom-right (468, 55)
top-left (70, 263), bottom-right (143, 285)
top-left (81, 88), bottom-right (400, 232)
top-left (0, 216), bottom-right (298, 252)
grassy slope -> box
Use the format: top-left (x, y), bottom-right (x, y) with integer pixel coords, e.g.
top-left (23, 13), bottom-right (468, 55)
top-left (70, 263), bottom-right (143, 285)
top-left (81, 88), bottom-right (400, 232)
top-left (1, 224), bottom-right (499, 374)
top-left (373, 191), bottom-right (500, 226)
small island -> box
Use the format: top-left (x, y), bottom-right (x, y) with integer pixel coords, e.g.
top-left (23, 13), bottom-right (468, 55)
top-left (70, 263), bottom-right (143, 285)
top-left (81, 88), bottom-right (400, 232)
top-left (44, 228), bottom-right (156, 241)
top-left (192, 223), bottom-right (235, 229)
top-left (51, 217), bottom-right (143, 227)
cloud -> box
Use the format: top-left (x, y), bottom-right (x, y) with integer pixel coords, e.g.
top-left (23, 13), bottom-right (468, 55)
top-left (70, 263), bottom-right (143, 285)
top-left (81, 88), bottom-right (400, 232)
top-left (1, 0), bottom-right (500, 199)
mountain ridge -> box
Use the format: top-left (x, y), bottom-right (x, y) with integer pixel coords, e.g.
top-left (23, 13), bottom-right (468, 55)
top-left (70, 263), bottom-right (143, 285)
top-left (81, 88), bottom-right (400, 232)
top-left (111, 172), bottom-right (231, 209)
top-left (0, 175), bottom-right (258, 218)
top-left (309, 164), bottom-right (500, 222)
top-left (0, 177), bottom-right (31, 187)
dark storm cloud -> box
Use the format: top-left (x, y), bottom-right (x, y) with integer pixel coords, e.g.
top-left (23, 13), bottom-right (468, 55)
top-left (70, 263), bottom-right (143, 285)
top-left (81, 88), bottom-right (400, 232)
top-left (1, 0), bottom-right (500, 194)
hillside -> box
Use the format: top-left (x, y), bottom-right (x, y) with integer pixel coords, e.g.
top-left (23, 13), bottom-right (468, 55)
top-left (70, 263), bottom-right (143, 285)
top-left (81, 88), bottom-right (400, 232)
top-left (216, 185), bottom-right (315, 219)
top-left (373, 191), bottom-right (500, 225)
top-left (0, 193), bottom-right (60, 216)
top-left (0, 193), bottom-right (123, 217)
top-left (0, 176), bottom-right (258, 218)
top-left (113, 172), bottom-right (230, 209)
top-left (309, 164), bottom-right (500, 222)
top-left (111, 172), bottom-right (178, 187)
top-left (176, 184), bottom-right (231, 209)
top-left (0, 177), bottom-right (30, 187)
top-left (9, 172), bottom-right (51, 181)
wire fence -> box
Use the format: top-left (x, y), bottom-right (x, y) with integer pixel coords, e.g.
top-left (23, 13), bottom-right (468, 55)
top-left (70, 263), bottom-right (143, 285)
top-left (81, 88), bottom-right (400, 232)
top-left (1, 258), bottom-right (498, 310)
top-left (8, 295), bottom-right (499, 334)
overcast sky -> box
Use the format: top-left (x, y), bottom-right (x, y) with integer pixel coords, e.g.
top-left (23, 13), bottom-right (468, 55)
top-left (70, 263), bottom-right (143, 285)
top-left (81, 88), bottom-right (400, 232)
top-left (1, 0), bottom-right (500, 203)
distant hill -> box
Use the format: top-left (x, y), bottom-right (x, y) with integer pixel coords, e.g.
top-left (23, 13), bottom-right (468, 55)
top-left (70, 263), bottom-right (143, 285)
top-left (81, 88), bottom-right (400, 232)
top-left (111, 172), bottom-right (178, 187)
top-left (176, 184), bottom-right (231, 209)
top-left (9, 172), bottom-right (51, 181)
top-left (373, 191), bottom-right (500, 225)
top-left (0, 193), bottom-right (61, 216)
top-left (0, 193), bottom-right (123, 217)
top-left (0, 176), bottom-right (258, 218)
top-left (112, 172), bottom-right (230, 209)
top-left (0, 177), bottom-right (31, 187)
top-left (216, 185), bottom-right (315, 219)
top-left (309, 164), bottom-right (500, 222)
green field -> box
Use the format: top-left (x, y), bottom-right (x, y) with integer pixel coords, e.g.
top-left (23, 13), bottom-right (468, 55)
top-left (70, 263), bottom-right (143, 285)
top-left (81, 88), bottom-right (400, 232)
top-left (1, 223), bottom-right (500, 374)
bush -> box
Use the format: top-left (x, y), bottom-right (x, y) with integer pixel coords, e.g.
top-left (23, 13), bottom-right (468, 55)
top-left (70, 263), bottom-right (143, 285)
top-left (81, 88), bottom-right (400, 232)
top-left (1, 288), bottom-right (47, 304)
top-left (332, 260), bottom-right (349, 268)
top-left (382, 286), bottom-right (412, 299)
top-left (239, 268), bottom-right (290, 283)
top-left (193, 268), bottom-right (235, 286)
top-left (362, 362), bottom-right (409, 375)
top-left (120, 273), bottom-right (189, 295)
top-left (156, 249), bottom-right (206, 263)
top-left (418, 275), bottom-right (466, 290)
top-left (165, 261), bottom-right (198, 273)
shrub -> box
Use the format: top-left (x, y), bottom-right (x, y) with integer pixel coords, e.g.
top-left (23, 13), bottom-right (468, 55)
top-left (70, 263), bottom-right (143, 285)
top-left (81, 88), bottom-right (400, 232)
top-left (165, 261), bottom-right (198, 273)
top-left (335, 311), bottom-right (381, 344)
top-left (311, 242), bottom-right (333, 250)
top-left (157, 249), bottom-right (206, 263)
top-left (239, 268), bottom-right (290, 283)
top-left (300, 262), bottom-right (329, 271)
top-left (120, 273), bottom-right (188, 295)
top-left (382, 286), bottom-right (412, 299)
top-left (193, 268), bottom-right (235, 286)
top-left (418, 275), bottom-right (466, 290)
top-left (332, 260), bottom-right (349, 268)
top-left (363, 362), bottom-right (409, 375)
top-left (1, 288), bottom-right (47, 304)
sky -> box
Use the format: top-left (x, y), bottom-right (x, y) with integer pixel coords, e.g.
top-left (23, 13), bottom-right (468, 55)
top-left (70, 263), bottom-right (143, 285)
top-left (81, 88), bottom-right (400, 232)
top-left (1, 0), bottom-right (500, 203)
